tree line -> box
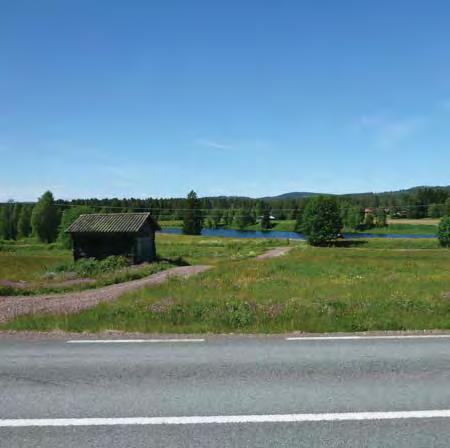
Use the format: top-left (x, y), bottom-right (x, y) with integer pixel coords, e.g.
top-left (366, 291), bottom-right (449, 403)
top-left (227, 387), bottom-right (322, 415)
top-left (2, 187), bottom-right (450, 244)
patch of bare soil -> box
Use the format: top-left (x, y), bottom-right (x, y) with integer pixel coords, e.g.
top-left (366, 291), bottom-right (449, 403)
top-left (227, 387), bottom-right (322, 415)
top-left (254, 246), bottom-right (293, 260)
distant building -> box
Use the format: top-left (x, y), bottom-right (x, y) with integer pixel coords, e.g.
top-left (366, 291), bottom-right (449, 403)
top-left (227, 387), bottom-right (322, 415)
top-left (258, 215), bottom-right (277, 221)
top-left (66, 213), bottom-right (160, 263)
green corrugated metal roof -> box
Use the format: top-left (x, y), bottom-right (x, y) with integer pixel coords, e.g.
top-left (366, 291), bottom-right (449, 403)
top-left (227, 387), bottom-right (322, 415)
top-left (66, 213), bottom-right (159, 233)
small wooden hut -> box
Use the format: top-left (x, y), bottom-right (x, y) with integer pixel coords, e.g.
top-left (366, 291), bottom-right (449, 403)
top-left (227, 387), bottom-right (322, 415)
top-left (66, 213), bottom-right (160, 263)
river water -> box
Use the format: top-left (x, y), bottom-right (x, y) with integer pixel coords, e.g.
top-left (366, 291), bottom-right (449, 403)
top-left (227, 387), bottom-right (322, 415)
top-left (159, 228), bottom-right (436, 239)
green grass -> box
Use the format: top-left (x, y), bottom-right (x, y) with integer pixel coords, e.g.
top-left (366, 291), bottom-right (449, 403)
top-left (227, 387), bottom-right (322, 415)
top-left (0, 234), bottom-right (289, 295)
top-left (353, 224), bottom-right (438, 235)
top-left (0, 253), bottom-right (71, 281)
top-left (158, 220), bottom-right (183, 228)
top-left (348, 238), bottom-right (439, 250)
top-left (5, 237), bottom-right (450, 334)
top-left (0, 252), bottom-right (175, 296)
top-left (0, 237), bottom-right (71, 282)
top-left (232, 220), bottom-right (296, 232)
top-left (155, 233), bottom-right (290, 265)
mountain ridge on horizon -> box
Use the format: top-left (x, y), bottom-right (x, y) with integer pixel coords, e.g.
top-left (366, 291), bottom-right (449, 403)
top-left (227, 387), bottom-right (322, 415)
top-left (256, 185), bottom-right (450, 201)
top-left (212, 185), bottom-right (450, 201)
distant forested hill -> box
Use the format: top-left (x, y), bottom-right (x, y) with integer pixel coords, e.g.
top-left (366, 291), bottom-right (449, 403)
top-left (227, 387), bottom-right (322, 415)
top-left (259, 192), bottom-right (323, 200)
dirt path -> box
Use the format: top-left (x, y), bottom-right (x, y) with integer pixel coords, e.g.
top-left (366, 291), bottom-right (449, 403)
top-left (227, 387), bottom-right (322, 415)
top-left (0, 265), bottom-right (211, 323)
top-left (255, 246), bottom-right (293, 260)
top-left (0, 246), bottom-right (293, 324)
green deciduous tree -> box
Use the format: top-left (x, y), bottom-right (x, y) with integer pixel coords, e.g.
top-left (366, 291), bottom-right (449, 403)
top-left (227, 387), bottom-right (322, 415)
top-left (0, 201), bottom-right (17, 240)
top-left (235, 209), bottom-right (253, 230)
top-left (301, 196), bottom-right (342, 246)
top-left (438, 216), bottom-right (450, 247)
top-left (222, 210), bottom-right (233, 227)
top-left (57, 205), bottom-right (94, 248)
top-left (17, 205), bottom-right (33, 238)
top-left (31, 191), bottom-right (60, 243)
top-left (341, 205), bottom-right (364, 231)
top-left (210, 209), bottom-right (223, 229)
top-left (444, 198), bottom-right (450, 216)
top-left (375, 209), bottom-right (387, 228)
top-left (294, 206), bottom-right (304, 232)
top-left (428, 203), bottom-right (444, 218)
top-left (364, 212), bottom-right (375, 229)
top-left (182, 190), bottom-right (203, 235)
top-left (290, 205), bottom-right (300, 221)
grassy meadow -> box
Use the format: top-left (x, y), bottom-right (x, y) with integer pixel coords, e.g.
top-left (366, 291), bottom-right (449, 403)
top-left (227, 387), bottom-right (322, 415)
top-left (0, 234), bottom-right (288, 295)
top-left (4, 236), bottom-right (450, 334)
top-left (352, 223), bottom-right (437, 235)
top-left (155, 232), bottom-right (287, 265)
top-left (0, 240), bottom-right (71, 282)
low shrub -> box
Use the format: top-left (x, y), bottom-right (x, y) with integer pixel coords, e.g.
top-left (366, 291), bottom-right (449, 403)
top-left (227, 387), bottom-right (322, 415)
top-left (51, 256), bottom-right (130, 277)
top-left (438, 216), bottom-right (450, 247)
top-left (224, 300), bottom-right (255, 328)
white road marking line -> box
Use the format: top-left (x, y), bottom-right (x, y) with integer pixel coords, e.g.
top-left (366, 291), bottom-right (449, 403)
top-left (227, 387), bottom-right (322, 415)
top-left (2, 410), bottom-right (450, 427)
top-left (286, 334), bottom-right (450, 341)
top-left (66, 339), bottom-right (205, 344)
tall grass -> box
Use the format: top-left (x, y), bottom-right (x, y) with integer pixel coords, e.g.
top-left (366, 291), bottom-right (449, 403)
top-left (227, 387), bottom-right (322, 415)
top-left (5, 241), bottom-right (450, 333)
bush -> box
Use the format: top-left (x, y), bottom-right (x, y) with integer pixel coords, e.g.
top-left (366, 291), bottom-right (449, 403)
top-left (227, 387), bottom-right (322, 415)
top-left (224, 300), bottom-right (255, 328)
top-left (301, 196), bottom-right (343, 246)
top-left (52, 256), bottom-right (130, 277)
top-left (438, 216), bottom-right (450, 247)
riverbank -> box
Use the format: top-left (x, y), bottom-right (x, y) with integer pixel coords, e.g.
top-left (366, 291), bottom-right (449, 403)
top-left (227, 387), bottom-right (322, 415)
top-left (158, 219), bottom-right (438, 235)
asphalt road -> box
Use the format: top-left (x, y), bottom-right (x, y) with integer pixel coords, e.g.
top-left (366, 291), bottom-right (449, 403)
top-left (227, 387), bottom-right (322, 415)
top-left (1, 334), bottom-right (450, 447)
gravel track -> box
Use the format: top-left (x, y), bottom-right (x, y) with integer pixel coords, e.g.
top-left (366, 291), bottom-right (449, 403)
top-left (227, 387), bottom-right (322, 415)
top-left (0, 246), bottom-right (292, 323)
top-left (254, 246), bottom-right (293, 260)
top-left (0, 266), bottom-right (211, 323)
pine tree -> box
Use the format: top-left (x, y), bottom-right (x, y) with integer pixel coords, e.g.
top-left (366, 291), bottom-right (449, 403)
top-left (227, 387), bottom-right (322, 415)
top-left (182, 190), bottom-right (203, 235)
top-left (260, 209), bottom-right (272, 230)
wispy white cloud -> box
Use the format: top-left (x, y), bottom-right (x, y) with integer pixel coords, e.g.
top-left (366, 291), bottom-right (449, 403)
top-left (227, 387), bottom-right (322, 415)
top-left (377, 118), bottom-right (423, 149)
top-left (356, 114), bottom-right (424, 150)
top-left (195, 138), bottom-right (234, 151)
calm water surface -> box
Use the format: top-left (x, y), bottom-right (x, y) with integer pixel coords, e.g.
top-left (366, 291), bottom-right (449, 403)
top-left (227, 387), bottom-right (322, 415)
top-left (159, 228), bottom-right (436, 239)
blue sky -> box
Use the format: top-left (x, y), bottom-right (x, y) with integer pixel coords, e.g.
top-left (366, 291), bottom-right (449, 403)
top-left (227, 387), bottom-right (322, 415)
top-left (1, 0), bottom-right (450, 201)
